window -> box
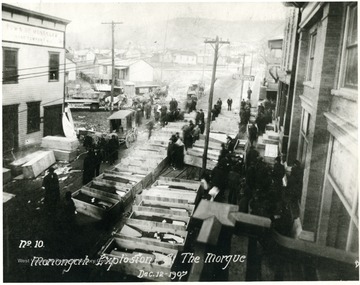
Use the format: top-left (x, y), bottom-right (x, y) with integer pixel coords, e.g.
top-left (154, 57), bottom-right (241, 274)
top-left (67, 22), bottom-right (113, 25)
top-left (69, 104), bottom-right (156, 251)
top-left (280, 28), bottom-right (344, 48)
top-left (306, 32), bottom-right (317, 81)
top-left (3, 48), bottom-right (18, 84)
top-left (343, 4), bottom-right (358, 88)
top-left (27, 101), bottom-right (40, 133)
top-left (49, 52), bottom-right (59, 81)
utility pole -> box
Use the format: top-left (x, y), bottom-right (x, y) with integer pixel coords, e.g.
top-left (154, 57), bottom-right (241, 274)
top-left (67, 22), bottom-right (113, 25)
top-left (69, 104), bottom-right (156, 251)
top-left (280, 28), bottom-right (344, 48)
top-left (160, 17), bottom-right (169, 83)
top-left (249, 51), bottom-right (254, 89)
top-left (202, 36), bottom-right (230, 173)
top-left (238, 53), bottom-right (249, 110)
top-left (102, 21), bottom-right (123, 112)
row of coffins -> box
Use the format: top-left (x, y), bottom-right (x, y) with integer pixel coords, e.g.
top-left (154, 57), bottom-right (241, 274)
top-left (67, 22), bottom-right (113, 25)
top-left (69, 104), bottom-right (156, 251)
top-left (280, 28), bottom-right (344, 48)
top-left (98, 176), bottom-right (201, 281)
top-left (71, 121), bottom-right (185, 221)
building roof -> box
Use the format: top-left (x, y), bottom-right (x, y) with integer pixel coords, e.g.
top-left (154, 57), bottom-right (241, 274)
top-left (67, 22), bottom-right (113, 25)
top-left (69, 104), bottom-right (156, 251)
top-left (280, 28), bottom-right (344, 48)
top-left (2, 3), bottom-right (70, 25)
top-left (165, 49), bottom-right (198, 56)
top-left (97, 58), bottom-right (153, 69)
top-left (107, 109), bottom-right (135, 120)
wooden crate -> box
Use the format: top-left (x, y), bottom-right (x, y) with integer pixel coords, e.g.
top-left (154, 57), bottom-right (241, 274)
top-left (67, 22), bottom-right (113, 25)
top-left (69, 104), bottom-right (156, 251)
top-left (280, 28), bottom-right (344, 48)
top-left (114, 218), bottom-right (188, 251)
top-left (72, 188), bottom-right (122, 220)
top-left (138, 197), bottom-right (195, 216)
top-left (99, 236), bottom-right (178, 281)
top-left (22, 150), bottom-right (56, 178)
top-left (129, 209), bottom-right (188, 231)
top-left (104, 170), bottom-right (152, 190)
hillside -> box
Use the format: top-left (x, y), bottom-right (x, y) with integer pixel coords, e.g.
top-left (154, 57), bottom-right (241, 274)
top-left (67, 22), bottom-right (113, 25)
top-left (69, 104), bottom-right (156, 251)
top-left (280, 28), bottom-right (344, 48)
top-left (67, 17), bottom-right (284, 51)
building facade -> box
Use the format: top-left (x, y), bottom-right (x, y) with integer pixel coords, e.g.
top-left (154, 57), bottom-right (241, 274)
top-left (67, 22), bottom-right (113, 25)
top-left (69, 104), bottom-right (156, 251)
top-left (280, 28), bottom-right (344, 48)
top-left (278, 2), bottom-right (358, 254)
top-left (2, 3), bottom-right (70, 153)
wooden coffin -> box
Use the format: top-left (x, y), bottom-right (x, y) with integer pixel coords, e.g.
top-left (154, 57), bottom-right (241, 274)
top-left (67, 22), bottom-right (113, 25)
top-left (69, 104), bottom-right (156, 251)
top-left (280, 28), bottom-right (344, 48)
top-left (99, 172), bottom-right (142, 198)
top-left (22, 150), bottom-right (56, 178)
top-left (104, 169), bottom-right (151, 190)
top-left (52, 149), bottom-right (78, 162)
top-left (193, 139), bottom-right (222, 151)
top-left (41, 136), bottom-right (79, 151)
top-left (264, 144), bottom-right (278, 165)
top-left (156, 176), bottom-right (200, 191)
top-left (130, 150), bottom-right (167, 159)
top-left (184, 154), bottom-right (217, 171)
top-left (72, 188), bottom-right (121, 220)
top-left (187, 148), bottom-right (218, 161)
top-left (98, 236), bottom-right (178, 281)
top-left (142, 187), bottom-right (197, 204)
top-left (261, 134), bottom-right (279, 145)
top-left (129, 209), bottom-right (188, 231)
top-left (114, 218), bottom-right (188, 251)
top-left (138, 196), bottom-right (195, 216)
top-left (91, 177), bottom-right (133, 202)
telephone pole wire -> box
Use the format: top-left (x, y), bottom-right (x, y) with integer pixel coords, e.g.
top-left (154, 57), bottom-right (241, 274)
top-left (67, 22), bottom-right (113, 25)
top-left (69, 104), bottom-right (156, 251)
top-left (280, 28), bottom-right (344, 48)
top-left (202, 36), bottom-right (230, 173)
top-left (102, 21), bottom-right (123, 113)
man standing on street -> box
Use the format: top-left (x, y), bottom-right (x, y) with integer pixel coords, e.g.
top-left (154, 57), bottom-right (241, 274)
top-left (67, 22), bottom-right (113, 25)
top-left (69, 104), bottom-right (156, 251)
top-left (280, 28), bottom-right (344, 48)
top-left (227, 98), bottom-right (233, 111)
top-left (42, 167), bottom-right (60, 213)
top-left (247, 86), bottom-right (252, 100)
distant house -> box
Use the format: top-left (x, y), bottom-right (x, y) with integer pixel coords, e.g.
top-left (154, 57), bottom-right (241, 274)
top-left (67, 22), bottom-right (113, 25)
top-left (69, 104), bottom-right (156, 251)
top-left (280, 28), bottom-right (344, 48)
top-left (74, 49), bottom-right (96, 63)
top-left (94, 58), bottom-right (154, 86)
top-left (161, 49), bottom-right (198, 65)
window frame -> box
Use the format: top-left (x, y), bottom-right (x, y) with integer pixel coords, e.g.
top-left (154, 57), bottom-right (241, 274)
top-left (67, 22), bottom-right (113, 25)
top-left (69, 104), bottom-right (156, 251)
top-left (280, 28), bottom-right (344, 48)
top-left (306, 31), bottom-right (317, 82)
top-left (3, 47), bottom-right (19, 84)
top-left (339, 3), bottom-right (358, 90)
top-left (27, 101), bottom-right (41, 134)
top-left (299, 109), bottom-right (311, 166)
top-left (49, 52), bottom-right (60, 82)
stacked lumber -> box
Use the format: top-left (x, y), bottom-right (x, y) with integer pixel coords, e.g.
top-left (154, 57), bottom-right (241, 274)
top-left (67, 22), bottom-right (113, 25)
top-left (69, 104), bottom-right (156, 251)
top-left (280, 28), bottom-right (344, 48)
top-left (41, 136), bottom-right (79, 162)
top-left (99, 177), bottom-right (201, 281)
top-left (22, 150), bottom-right (56, 178)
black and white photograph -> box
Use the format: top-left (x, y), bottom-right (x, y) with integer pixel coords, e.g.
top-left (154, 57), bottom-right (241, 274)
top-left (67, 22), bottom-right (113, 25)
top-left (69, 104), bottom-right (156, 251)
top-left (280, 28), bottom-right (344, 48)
top-left (2, 0), bottom-right (359, 282)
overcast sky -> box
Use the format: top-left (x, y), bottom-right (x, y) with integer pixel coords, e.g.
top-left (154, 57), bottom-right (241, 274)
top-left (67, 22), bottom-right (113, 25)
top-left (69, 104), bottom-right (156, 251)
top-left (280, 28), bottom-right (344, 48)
top-left (5, 1), bottom-right (287, 49)
top-left (6, 1), bottom-right (287, 27)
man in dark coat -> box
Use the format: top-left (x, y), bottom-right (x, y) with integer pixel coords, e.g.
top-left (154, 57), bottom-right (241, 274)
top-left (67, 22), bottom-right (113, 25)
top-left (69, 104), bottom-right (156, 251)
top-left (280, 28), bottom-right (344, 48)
top-left (94, 148), bottom-right (102, 176)
top-left (272, 156), bottom-right (285, 189)
top-left (199, 109), bottom-right (205, 134)
top-left (227, 165), bottom-right (241, 204)
top-left (247, 87), bottom-right (252, 100)
top-left (227, 98), bottom-right (233, 111)
top-left (108, 135), bottom-right (119, 165)
top-left (83, 150), bottom-right (96, 185)
top-left (248, 123), bottom-right (258, 146)
top-left (42, 167), bottom-right (60, 212)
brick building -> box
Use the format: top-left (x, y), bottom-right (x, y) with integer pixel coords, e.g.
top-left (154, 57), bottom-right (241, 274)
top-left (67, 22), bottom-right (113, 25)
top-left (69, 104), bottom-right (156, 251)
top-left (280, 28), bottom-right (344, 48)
top-left (2, 3), bottom-right (70, 154)
top-left (276, 2), bottom-right (358, 255)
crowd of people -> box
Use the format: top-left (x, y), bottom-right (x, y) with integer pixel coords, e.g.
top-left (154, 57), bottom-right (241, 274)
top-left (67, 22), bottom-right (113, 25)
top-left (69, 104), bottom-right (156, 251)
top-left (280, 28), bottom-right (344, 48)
top-left (82, 134), bottom-right (119, 184)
